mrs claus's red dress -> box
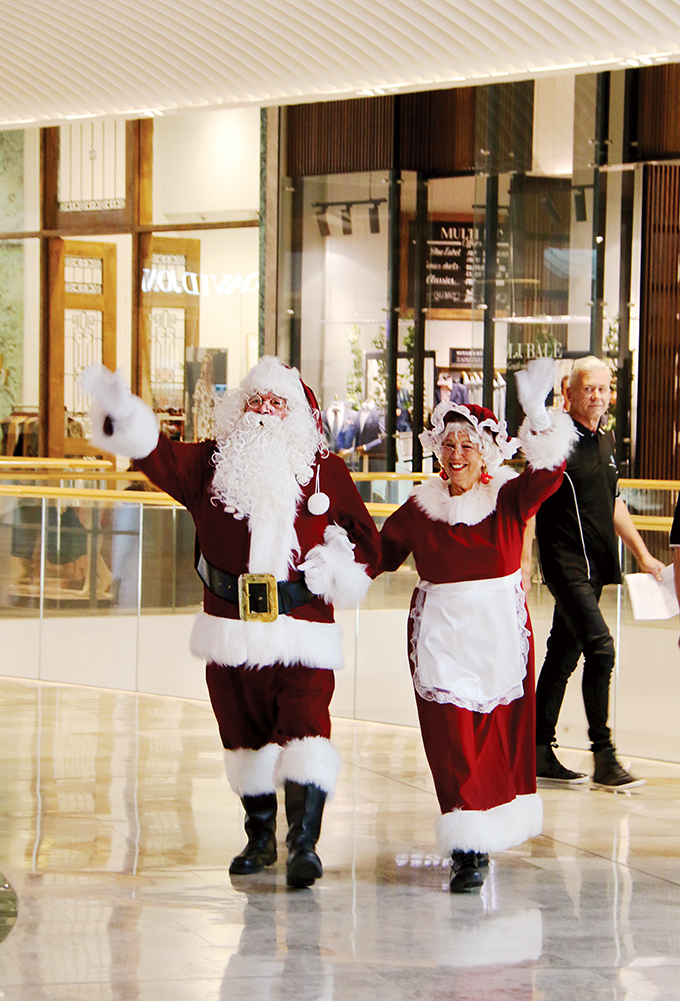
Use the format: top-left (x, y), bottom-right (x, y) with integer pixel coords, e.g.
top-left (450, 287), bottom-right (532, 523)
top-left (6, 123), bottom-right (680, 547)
top-left (378, 418), bottom-right (576, 857)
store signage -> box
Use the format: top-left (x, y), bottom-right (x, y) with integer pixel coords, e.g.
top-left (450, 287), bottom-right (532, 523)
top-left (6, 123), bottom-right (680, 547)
top-left (507, 341), bottom-right (563, 361)
top-left (407, 220), bottom-right (509, 310)
top-left (141, 269), bottom-right (259, 296)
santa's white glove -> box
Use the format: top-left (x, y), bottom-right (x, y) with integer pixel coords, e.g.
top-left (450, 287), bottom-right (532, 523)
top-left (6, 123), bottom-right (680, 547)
top-left (79, 364), bottom-right (136, 424)
top-left (515, 358), bottom-right (555, 432)
top-left (297, 525), bottom-right (369, 608)
top-left (78, 363), bottom-right (159, 458)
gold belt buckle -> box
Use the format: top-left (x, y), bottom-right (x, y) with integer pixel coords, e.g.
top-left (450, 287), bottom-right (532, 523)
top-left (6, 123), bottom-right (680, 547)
top-left (238, 573), bottom-right (278, 622)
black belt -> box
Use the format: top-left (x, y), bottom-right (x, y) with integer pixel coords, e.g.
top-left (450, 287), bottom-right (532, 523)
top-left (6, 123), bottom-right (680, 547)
top-left (195, 550), bottom-right (315, 621)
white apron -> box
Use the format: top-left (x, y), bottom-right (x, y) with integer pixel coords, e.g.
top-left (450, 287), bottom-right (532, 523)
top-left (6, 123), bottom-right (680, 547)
top-left (410, 569), bottom-right (530, 713)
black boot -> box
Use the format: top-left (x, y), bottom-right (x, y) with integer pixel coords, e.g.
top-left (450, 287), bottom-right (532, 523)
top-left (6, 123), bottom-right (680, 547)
top-left (284, 781), bottom-right (326, 888)
top-left (449, 851), bottom-right (485, 893)
top-left (536, 743), bottom-right (588, 783)
top-left (229, 793), bottom-right (278, 875)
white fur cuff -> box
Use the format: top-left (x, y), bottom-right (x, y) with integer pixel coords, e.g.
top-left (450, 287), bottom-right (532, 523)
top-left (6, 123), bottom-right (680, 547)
top-left (89, 396), bottom-right (159, 459)
top-left (224, 744), bottom-right (281, 797)
top-left (275, 736), bottom-right (342, 798)
top-left (436, 792), bottom-right (543, 855)
top-left (300, 525), bottom-right (371, 610)
top-left (518, 412), bottom-right (578, 471)
top-left (190, 610), bottom-right (345, 670)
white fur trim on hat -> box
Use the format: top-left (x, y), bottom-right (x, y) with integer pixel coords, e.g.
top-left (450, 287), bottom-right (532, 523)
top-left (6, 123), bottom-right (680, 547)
top-left (518, 411), bottom-right (579, 471)
top-left (275, 736), bottom-right (342, 798)
top-left (412, 466), bottom-right (518, 527)
top-left (190, 610), bottom-right (344, 670)
top-left (224, 743), bottom-right (281, 797)
top-left (240, 356), bottom-right (306, 405)
top-left (299, 525), bottom-right (371, 609)
top-left (89, 397), bottom-right (159, 459)
top-left (436, 792), bottom-right (543, 855)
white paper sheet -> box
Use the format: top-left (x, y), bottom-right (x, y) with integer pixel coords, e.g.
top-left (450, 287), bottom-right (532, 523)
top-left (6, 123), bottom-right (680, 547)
top-left (624, 565), bottom-right (679, 620)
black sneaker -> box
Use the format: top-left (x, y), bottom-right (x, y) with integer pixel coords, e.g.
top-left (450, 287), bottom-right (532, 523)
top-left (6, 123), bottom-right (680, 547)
top-left (536, 744), bottom-right (588, 784)
top-left (592, 748), bottom-right (646, 789)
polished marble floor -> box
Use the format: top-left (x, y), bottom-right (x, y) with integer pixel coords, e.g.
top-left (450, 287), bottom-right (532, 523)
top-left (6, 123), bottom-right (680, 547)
top-left (1, 676), bottom-right (680, 1000)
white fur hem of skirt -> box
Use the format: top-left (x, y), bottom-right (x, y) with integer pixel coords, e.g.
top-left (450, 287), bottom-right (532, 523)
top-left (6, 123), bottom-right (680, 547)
top-left (436, 792), bottom-right (543, 855)
top-left (190, 610), bottom-right (344, 670)
top-left (224, 744), bottom-right (281, 797)
top-left (275, 737), bottom-right (342, 799)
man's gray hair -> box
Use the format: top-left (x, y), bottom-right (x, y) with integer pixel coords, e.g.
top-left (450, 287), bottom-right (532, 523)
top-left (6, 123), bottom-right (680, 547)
top-left (569, 356), bottom-right (611, 390)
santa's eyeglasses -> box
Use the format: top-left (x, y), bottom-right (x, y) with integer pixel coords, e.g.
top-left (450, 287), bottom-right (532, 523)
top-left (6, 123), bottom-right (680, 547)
top-left (245, 392), bottom-right (288, 413)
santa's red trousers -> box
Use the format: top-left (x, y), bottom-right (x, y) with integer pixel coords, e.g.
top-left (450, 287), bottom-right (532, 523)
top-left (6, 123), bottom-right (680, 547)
top-left (205, 661), bottom-right (335, 750)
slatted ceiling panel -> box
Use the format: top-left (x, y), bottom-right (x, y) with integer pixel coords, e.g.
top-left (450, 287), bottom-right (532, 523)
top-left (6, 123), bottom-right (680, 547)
top-left (2, 1), bottom-right (680, 128)
top-left (639, 164), bottom-right (680, 479)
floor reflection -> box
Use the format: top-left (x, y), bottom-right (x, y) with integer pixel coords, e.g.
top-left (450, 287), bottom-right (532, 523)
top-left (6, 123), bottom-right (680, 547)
top-left (0, 676), bottom-right (679, 1000)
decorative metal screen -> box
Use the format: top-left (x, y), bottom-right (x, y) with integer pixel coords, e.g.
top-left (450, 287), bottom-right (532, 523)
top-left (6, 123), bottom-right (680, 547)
top-left (64, 308), bottom-right (103, 437)
top-left (150, 307), bottom-right (186, 411)
top-left (58, 120), bottom-right (126, 212)
top-left (64, 256), bottom-right (103, 294)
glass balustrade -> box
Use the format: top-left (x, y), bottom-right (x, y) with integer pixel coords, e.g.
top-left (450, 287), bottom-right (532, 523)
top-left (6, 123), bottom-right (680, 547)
top-left (1, 474), bottom-right (679, 761)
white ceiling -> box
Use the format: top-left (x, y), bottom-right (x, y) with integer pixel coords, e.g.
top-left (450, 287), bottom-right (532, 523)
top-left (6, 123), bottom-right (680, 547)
top-left (2, 0), bottom-right (680, 128)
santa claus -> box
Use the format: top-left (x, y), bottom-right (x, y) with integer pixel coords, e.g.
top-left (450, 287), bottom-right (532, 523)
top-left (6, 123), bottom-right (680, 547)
top-left (80, 357), bottom-right (380, 888)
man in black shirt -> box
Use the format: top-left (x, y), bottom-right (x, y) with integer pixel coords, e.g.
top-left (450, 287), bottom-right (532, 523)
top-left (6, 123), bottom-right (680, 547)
top-left (535, 356), bottom-right (664, 787)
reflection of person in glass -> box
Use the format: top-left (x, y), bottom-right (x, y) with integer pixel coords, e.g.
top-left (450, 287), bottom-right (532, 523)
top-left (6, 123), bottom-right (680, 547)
top-left (79, 357), bottom-right (380, 889)
top-left (192, 352), bottom-right (217, 442)
top-left (376, 360), bottom-right (577, 892)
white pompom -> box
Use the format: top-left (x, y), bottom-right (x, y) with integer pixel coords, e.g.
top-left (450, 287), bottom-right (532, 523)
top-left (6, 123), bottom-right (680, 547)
top-left (307, 492), bottom-right (330, 516)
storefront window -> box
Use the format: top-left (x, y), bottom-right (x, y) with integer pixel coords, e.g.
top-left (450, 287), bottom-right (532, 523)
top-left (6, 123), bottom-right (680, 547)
top-left (139, 227), bottom-right (259, 440)
top-left (0, 237), bottom-right (40, 456)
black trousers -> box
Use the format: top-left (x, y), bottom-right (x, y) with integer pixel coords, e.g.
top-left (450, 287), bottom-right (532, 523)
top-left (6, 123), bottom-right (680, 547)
top-left (535, 576), bottom-right (616, 751)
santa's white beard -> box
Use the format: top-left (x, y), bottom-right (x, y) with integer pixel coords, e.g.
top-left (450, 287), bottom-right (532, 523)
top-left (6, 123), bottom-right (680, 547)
top-left (210, 409), bottom-right (318, 580)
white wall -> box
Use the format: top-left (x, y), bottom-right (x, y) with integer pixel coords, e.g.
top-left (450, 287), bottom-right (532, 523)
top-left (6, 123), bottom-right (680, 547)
top-left (152, 108), bottom-right (261, 223)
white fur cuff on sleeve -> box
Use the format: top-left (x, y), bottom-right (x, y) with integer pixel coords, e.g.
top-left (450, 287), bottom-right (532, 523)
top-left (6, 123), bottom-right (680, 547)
top-left (518, 412), bottom-right (578, 470)
top-left (301, 525), bottom-right (371, 610)
top-left (89, 396), bottom-right (159, 459)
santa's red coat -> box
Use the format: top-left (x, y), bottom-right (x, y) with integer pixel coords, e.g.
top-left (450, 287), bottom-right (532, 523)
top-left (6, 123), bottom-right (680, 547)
top-left (136, 434), bottom-right (381, 671)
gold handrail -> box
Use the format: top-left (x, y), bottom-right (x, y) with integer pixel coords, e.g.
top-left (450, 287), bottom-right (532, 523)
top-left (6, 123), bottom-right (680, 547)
top-left (0, 458), bottom-right (114, 471)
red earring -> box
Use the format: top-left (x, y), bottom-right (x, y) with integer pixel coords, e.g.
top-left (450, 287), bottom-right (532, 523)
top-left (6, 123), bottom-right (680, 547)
top-left (439, 470), bottom-right (449, 481)
top-left (480, 468), bottom-right (492, 484)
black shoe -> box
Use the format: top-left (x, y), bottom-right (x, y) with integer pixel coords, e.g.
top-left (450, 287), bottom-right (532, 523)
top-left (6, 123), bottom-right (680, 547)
top-left (592, 748), bottom-right (646, 789)
top-left (536, 744), bottom-right (588, 784)
top-left (229, 793), bottom-right (278, 875)
top-left (476, 852), bottom-right (490, 868)
top-left (449, 851), bottom-right (484, 893)
top-left (284, 782), bottom-right (327, 888)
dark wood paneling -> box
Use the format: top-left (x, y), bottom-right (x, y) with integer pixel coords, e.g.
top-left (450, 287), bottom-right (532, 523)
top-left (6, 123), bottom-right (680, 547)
top-left (638, 164), bottom-right (680, 478)
top-left (286, 87), bottom-right (478, 176)
top-left (400, 88), bottom-right (476, 173)
top-left (286, 96), bottom-right (394, 176)
top-left (637, 64), bottom-right (680, 159)
top-left (476, 81), bottom-right (534, 174)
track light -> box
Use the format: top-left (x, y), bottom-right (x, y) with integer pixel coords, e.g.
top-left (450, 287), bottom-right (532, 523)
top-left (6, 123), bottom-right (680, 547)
top-left (369, 200), bottom-right (380, 234)
top-left (341, 204), bottom-right (352, 235)
top-left (315, 206), bottom-right (330, 237)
